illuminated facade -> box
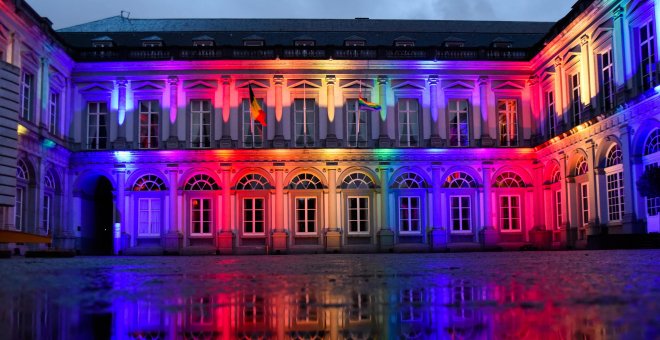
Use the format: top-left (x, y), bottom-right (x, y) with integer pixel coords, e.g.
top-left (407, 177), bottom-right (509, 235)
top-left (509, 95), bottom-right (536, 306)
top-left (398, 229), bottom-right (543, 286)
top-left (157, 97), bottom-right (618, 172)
top-left (0, 0), bottom-right (659, 255)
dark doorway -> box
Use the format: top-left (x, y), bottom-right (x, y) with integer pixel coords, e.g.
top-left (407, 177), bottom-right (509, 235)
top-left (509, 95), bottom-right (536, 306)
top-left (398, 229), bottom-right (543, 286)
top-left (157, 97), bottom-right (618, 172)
top-left (80, 176), bottom-right (114, 255)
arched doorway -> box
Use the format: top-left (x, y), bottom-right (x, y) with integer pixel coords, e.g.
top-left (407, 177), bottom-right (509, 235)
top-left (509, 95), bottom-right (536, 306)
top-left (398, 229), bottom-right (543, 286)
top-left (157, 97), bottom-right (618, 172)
top-left (79, 175), bottom-right (115, 255)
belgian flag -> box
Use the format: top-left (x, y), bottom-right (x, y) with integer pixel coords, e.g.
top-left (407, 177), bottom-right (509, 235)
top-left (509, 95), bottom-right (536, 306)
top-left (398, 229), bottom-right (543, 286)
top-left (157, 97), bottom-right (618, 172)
top-left (249, 84), bottom-right (267, 126)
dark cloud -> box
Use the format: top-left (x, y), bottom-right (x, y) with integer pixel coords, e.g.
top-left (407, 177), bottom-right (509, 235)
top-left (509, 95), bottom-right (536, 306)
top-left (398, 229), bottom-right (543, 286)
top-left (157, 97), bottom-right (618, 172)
top-left (26, 0), bottom-right (576, 29)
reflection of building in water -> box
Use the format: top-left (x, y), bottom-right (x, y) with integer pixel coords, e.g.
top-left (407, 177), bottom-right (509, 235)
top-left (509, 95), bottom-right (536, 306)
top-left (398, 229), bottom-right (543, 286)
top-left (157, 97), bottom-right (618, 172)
top-left (1, 0), bottom-right (660, 256)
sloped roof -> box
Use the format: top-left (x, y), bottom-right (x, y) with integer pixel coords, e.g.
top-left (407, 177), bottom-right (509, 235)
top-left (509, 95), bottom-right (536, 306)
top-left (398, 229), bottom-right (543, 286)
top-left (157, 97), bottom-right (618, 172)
top-left (57, 17), bottom-right (554, 48)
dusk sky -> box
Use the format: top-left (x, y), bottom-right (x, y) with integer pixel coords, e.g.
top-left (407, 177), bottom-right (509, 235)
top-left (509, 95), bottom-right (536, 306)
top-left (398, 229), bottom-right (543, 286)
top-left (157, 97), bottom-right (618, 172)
top-left (27, 0), bottom-right (578, 30)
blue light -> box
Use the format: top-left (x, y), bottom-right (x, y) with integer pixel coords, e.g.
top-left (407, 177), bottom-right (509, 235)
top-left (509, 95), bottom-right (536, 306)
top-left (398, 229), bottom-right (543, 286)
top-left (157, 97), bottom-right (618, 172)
top-left (114, 151), bottom-right (133, 162)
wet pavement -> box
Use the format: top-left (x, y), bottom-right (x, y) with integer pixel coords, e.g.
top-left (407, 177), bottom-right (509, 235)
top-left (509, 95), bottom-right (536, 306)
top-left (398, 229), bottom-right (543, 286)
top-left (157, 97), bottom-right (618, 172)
top-left (0, 250), bottom-right (659, 339)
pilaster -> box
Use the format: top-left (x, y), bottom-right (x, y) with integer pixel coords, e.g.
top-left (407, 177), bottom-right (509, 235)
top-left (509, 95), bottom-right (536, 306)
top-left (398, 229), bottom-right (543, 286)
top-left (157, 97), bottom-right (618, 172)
top-left (166, 76), bottom-right (179, 148)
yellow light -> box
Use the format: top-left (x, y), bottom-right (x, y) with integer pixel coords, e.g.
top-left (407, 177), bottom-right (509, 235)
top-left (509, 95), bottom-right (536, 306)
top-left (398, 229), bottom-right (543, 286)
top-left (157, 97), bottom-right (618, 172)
top-left (17, 124), bottom-right (28, 136)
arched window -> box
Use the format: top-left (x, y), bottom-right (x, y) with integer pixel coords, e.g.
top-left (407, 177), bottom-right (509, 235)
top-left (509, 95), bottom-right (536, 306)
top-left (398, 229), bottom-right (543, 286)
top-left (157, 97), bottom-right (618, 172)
top-left (236, 173), bottom-right (271, 190)
top-left (184, 174), bottom-right (219, 191)
top-left (16, 159), bottom-right (29, 181)
top-left (551, 166), bottom-right (561, 184)
top-left (392, 172), bottom-right (426, 189)
top-left (550, 165), bottom-right (562, 229)
top-left (493, 171), bottom-right (525, 188)
top-left (644, 129), bottom-right (659, 156)
top-left (341, 173), bottom-right (375, 189)
top-left (44, 172), bottom-right (55, 189)
top-left (575, 156), bottom-right (589, 176)
top-left (606, 144), bottom-right (623, 167)
top-left (133, 174), bottom-right (166, 191)
top-left (288, 173), bottom-right (323, 190)
top-left (444, 172), bottom-right (476, 188)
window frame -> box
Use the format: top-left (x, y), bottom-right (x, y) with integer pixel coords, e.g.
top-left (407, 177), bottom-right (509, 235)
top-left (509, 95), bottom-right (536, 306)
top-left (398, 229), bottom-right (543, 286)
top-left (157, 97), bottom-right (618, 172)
top-left (294, 196), bottom-right (318, 235)
top-left (48, 91), bottom-right (60, 135)
top-left (292, 97), bottom-right (317, 147)
top-left (20, 72), bottom-right (34, 121)
top-left (137, 197), bottom-right (162, 237)
top-left (398, 195), bottom-right (422, 234)
top-left (396, 97), bottom-right (421, 147)
top-left (189, 99), bottom-right (213, 148)
top-left (347, 196), bottom-right (370, 235)
top-left (86, 101), bottom-right (109, 150)
top-left (568, 72), bottom-right (582, 126)
top-left (241, 97), bottom-right (265, 148)
top-left (449, 195), bottom-right (472, 233)
top-left (190, 197), bottom-right (212, 236)
top-left (499, 195), bottom-right (522, 232)
top-left (345, 97), bottom-right (370, 148)
top-left (138, 99), bottom-right (160, 149)
top-left (447, 98), bottom-right (470, 147)
top-left (496, 98), bottom-right (519, 147)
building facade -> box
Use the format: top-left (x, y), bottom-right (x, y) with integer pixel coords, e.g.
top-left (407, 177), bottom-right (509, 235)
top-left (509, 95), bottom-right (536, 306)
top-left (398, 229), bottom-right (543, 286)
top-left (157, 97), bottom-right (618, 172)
top-left (0, 0), bottom-right (659, 255)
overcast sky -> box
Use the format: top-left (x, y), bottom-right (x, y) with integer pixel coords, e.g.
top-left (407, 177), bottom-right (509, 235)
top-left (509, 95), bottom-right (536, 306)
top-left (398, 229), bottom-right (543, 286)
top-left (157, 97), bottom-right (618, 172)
top-left (27, 0), bottom-right (577, 30)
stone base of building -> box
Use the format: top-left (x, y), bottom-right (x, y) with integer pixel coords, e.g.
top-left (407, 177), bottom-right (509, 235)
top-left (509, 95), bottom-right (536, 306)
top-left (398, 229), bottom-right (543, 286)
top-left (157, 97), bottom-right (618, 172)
top-left (377, 229), bottom-right (395, 251)
top-left (216, 231), bottom-right (234, 254)
top-left (529, 227), bottom-right (553, 250)
top-left (163, 231), bottom-right (183, 254)
top-left (428, 227), bottom-right (447, 251)
top-left (480, 226), bottom-right (500, 249)
top-left (271, 230), bottom-right (288, 253)
top-left (325, 228), bottom-right (341, 252)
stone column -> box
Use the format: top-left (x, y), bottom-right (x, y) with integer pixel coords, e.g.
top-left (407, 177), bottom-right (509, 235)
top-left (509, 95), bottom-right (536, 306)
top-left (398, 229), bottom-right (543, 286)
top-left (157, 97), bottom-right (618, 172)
top-left (429, 165), bottom-right (447, 250)
top-left (377, 166), bottom-right (394, 251)
top-left (220, 76), bottom-right (233, 147)
top-left (272, 75), bottom-right (286, 147)
top-left (115, 79), bottom-right (127, 148)
top-left (377, 76), bottom-right (392, 147)
top-left (586, 140), bottom-right (600, 237)
top-left (612, 6), bottom-right (631, 94)
top-left (527, 76), bottom-right (540, 142)
top-left (579, 35), bottom-right (593, 111)
top-left (553, 57), bottom-right (567, 132)
top-left (164, 167), bottom-right (182, 253)
top-left (115, 170), bottom-right (126, 254)
top-left (272, 169), bottom-right (288, 252)
top-left (481, 163), bottom-right (498, 247)
top-left (429, 75), bottom-right (442, 147)
top-left (325, 167), bottom-right (341, 251)
top-left (39, 57), bottom-right (50, 129)
top-left (325, 75), bottom-right (339, 147)
top-left (166, 76), bottom-right (179, 148)
top-left (217, 167), bottom-right (233, 253)
top-left (619, 125), bottom-right (636, 233)
top-left (478, 76), bottom-right (494, 146)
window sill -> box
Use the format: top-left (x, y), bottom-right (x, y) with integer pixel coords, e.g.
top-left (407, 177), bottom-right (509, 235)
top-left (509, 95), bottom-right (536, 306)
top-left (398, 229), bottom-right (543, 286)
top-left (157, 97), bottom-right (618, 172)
top-left (347, 233), bottom-right (371, 237)
top-left (189, 234), bottom-right (213, 238)
top-left (241, 233), bottom-right (266, 238)
top-left (294, 233), bottom-right (319, 237)
top-left (499, 229), bottom-right (522, 233)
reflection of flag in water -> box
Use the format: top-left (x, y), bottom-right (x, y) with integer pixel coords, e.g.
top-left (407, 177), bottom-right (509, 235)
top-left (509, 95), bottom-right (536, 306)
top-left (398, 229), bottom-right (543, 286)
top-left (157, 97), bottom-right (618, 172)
top-left (249, 84), bottom-right (267, 130)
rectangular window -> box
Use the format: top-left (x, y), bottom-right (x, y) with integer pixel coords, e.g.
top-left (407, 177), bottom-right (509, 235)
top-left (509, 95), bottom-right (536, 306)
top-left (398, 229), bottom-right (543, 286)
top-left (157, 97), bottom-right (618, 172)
top-left (241, 98), bottom-right (264, 148)
top-left (346, 99), bottom-right (368, 147)
top-left (296, 293), bottom-right (318, 322)
top-left (295, 197), bottom-right (316, 234)
top-left (497, 99), bottom-right (518, 146)
top-left (555, 190), bottom-right (562, 229)
top-left (15, 187), bottom-right (23, 230)
top-left (599, 50), bottom-right (614, 112)
top-left (500, 195), bottom-right (521, 231)
top-left (87, 102), bottom-right (108, 149)
top-left (347, 196), bottom-right (369, 234)
top-left (49, 92), bottom-right (59, 135)
top-left (580, 183), bottom-right (589, 227)
top-left (139, 100), bottom-right (159, 149)
top-left (191, 198), bottom-right (211, 235)
top-left (640, 21), bottom-right (656, 91)
top-left (243, 197), bottom-right (265, 234)
top-left (294, 98), bottom-right (315, 147)
top-left (607, 171), bottom-right (624, 222)
top-left (569, 72), bottom-right (582, 126)
top-left (42, 194), bottom-right (51, 234)
top-left (21, 73), bottom-right (33, 121)
top-left (646, 164), bottom-right (660, 216)
top-left (397, 98), bottom-right (420, 147)
top-left (450, 196), bottom-right (471, 232)
top-left (400, 289), bottom-right (423, 322)
top-left (242, 294), bottom-right (265, 324)
top-left (448, 99), bottom-right (469, 147)
top-left (349, 293), bottom-right (371, 322)
top-left (399, 196), bottom-right (421, 233)
top-left (545, 90), bottom-right (556, 136)
top-left (138, 198), bottom-right (161, 236)
top-left (190, 99), bottom-right (212, 148)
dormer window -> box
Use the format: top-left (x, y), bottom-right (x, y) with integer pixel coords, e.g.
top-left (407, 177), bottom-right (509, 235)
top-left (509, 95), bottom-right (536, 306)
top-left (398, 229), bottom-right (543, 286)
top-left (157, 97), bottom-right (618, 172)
top-left (192, 35), bottom-right (215, 47)
top-left (91, 36), bottom-right (113, 48)
top-left (491, 37), bottom-right (512, 48)
top-left (394, 36), bottom-right (415, 47)
top-left (243, 35), bottom-right (265, 47)
top-left (443, 37), bottom-right (465, 48)
top-left (141, 35), bottom-right (163, 47)
top-left (344, 35), bottom-right (366, 47)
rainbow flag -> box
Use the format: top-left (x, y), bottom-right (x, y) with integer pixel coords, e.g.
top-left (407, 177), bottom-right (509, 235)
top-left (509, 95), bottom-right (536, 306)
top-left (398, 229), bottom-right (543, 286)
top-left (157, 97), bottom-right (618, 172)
top-left (249, 84), bottom-right (267, 126)
top-left (358, 96), bottom-right (381, 111)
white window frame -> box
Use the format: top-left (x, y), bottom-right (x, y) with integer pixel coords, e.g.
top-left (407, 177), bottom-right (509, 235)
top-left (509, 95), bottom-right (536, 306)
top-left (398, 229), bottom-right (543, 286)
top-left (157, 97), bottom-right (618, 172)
top-left (555, 190), bottom-right (562, 229)
top-left (349, 293), bottom-right (371, 322)
top-left (241, 98), bottom-right (264, 148)
top-left (545, 90), bottom-right (556, 136)
top-left (398, 196), bottom-right (421, 234)
top-left (138, 100), bottom-right (159, 149)
top-left (295, 197), bottom-right (317, 235)
top-left (293, 98), bottom-right (316, 147)
top-left (190, 198), bottom-right (212, 236)
top-left (42, 194), bottom-right (52, 234)
top-left (15, 187), bottom-right (24, 230)
top-left (87, 101), bottom-right (108, 150)
top-left (190, 99), bottom-right (212, 148)
top-left (450, 195), bottom-right (471, 233)
top-left (49, 91), bottom-right (59, 135)
top-left (448, 99), bottom-right (470, 147)
top-left (499, 195), bottom-right (521, 231)
top-left (242, 197), bottom-right (265, 235)
top-left (21, 72), bottom-right (33, 121)
top-left (397, 98), bottom-right (420, 147)
top-left (347, 196), bottom-right (369, 234)
top-left (639, 20), bottom-right (656, 91)
top-left (605, 166), bottom-right (624, 223)
top-left (138, 197), bottom-right (161, 236)
top-left (599, 49), bottom-right (614, 111)
top-left (497, 99), bottom-right (518, 146)
top-left (580, 183), bottom-right (589, 227)
top-left (569, 72), bottom-right (582, 126)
